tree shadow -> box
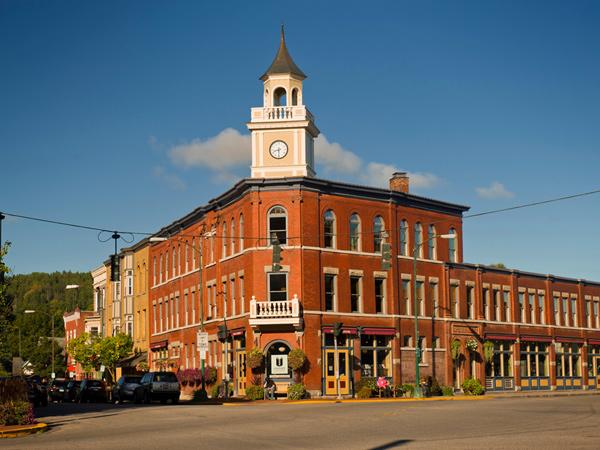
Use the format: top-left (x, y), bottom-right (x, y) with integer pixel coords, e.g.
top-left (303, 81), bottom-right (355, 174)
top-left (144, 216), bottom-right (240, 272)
top-left (369, 439), bottom-right (413, 449)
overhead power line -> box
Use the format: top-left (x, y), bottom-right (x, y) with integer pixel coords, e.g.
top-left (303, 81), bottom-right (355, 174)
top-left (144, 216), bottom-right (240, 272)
top-left (1, 187), bottom-right (599, 241)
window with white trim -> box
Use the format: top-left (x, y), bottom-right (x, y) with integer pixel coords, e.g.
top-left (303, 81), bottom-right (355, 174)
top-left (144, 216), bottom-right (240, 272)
top-left (268, 206), bottom-right (287, 245)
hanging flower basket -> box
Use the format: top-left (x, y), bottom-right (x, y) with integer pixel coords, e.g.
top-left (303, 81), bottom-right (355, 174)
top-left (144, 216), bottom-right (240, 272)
top-left (483, 341), bottom-right (494, 363)
top-left (288, 348), bottom-right (307, 371)
top-left (247, 348), bottom-right (264, 369)
top-left (466, 338), bottom-right (478, 352)
top-left (450, 339), bottom-right (462, 361)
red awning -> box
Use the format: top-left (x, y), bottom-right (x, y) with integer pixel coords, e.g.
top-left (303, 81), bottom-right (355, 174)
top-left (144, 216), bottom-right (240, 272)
top-left (150, 340), bottom-right (168, 350)
top-left (556, 336), bottom-right (584, 344)
top-left (362, 328), bottom-right (396, 336)
top-left (520, 335), bottom-right (553, 343)
top-left (322, 327), bottom-right (357, 335)
top-left (485, 334), bottom-right (516, 341)
top-left (588, 339), bottom-right (600, 345)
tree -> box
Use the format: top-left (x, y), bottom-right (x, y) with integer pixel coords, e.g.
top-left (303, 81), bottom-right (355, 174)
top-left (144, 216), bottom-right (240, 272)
top-left (489, 263), bottom-right (507, 269)
top-left (66, 332), bottom-right (99, 373)
top-left (0, 243), bottom-right (14, 373)
top-left (95, 333), bottom-right (133, 382)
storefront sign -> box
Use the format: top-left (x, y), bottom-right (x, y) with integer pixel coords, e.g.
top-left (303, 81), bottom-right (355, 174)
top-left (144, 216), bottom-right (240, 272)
top-left (270, 354), bottom-right (288, 375)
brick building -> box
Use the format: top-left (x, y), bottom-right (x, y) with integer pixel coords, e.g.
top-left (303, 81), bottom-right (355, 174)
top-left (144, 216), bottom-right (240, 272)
top-left (63, 307), bottom-right (100, 379)
top-left (141, 30), bottom-right (600, 396)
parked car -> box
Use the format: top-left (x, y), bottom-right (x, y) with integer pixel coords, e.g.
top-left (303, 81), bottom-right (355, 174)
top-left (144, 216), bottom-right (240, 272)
top-left (112, 375), bottom-right (142, 403)
top-left (134, 372), bottom-right (180, 404)
top-left (77, 379), bottom-right (108, 403)
top-left (64, 380), bottom-right (81, 402)
top-left (47, 378), bottom-right (69, 402)
top-left (26, 377), bottom-right (48, 407)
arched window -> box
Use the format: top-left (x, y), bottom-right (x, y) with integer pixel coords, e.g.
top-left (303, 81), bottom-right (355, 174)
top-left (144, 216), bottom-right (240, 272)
top-left (231, 219), bottom-right (235, 255)
top-left (428, 225), bottom-right (436, 260)
top-left (350, 213), bottom-right (361, 251)
top-left (239, 214), bottom-right (244, 251)
top-left (323, 210), bottom-right (336, 248)
top-left (191, 238), bottom-right (196, 269)
top-left (222, 223), bottom-right (227, 258)
top-left (273, 87), bottom-right (287, 106)
top-left (268, 206), bottom-right (287, 245)
top-left (449, 227), bottom-right (457, 262)
top-left (399, 220), bottom-right (408, 256)
top-left (291, 88), bottom-right (299, 106)
top-left (373, 216), bottom-right (385, 252)
top-left (414, 223), bottom-right (423, 258)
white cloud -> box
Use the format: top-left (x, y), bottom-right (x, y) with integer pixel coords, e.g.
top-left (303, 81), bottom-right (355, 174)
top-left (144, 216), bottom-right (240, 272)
top-left (315, 135), bottom-right (440, 190)
top-left (476, 181), bottom-right (514, 200)
top-left (153, 166), bottom-right (186, 191)
top-left (166, 128), bottom-right (440, 191)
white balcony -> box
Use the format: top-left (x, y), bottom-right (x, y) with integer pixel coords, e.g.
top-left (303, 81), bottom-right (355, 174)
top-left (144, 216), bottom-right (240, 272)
top-left (249, 294), bottom-right (302, 327)
top-left (250, 106), bottom-right (314, 123)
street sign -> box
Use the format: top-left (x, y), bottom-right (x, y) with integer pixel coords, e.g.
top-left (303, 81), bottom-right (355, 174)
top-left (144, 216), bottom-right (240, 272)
top-left (197, 331), bottom-right (209, 353)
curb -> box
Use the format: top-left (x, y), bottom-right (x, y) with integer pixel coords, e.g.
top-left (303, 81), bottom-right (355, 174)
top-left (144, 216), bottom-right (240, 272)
top-left (0, 422), bottom-right (48, 439)
top-left (222, 396), bottom-right (492, 406)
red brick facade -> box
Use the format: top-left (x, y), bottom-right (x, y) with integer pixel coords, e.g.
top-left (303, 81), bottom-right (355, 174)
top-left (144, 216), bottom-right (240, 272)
top-left (147, 177), bottom-right (600, 396)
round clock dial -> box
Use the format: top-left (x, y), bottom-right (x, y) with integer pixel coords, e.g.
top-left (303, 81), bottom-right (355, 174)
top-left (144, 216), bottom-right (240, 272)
top-left (269, 140), bottom-right (288, 159)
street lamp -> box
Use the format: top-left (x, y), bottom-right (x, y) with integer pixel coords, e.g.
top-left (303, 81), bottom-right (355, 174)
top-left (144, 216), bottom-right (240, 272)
top-left (412, 232), bottom-right (455, 398)
top-left (24, 309), bottom-right (56, 378)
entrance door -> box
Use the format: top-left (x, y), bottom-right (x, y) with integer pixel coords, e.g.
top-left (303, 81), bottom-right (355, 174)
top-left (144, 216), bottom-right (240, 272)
top-left (324, 349), bottom-right (350, 395)
top-left (594, 356), bottom-right (600, 388)
top-left (236, 351), bottom-right (246, 396)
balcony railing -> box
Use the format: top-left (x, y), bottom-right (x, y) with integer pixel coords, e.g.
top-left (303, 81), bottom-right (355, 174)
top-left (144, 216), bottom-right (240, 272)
top-left (249, 294), bottom-right (302, 327)
top-left (250, 106), bottom-right (314, 122)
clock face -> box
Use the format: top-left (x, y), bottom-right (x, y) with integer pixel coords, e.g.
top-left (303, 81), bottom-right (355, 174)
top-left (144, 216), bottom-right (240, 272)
top-left (269, 140), bottom-right (288, 159)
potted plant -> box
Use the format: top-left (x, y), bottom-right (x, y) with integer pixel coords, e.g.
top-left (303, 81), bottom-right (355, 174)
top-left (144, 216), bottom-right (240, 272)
top-left (466, 338), bottom-right (478, 352)
top-left (247, 348), bottom-right (264, 370)
top-left (483, 341), bottom-right (494, 363)
top-left (450, 339), bottom-right (462, 361)
top-left (288, 348), bottom-right (307, 382)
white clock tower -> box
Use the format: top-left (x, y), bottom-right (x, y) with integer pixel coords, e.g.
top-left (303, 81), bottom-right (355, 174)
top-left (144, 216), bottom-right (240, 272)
top-left (247, 27), bottom-right (320, 179)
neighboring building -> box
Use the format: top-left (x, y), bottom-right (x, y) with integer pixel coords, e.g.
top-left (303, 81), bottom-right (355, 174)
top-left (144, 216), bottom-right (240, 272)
top-left (92, 264), bottom-right (107, 337)
top-left (63, 307), bottom-right (100, 379)
top-left (132, 239), bottom-right (150, 359)
top-left (111, 30), bottom-right (600, 396)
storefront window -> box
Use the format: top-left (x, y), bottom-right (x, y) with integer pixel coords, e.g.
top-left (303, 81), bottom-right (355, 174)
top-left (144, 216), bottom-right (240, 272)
top-left (486, 341), bottom-right (513, 377)
top-left (588, 345), bottom-right (600, 378)
top-left (519, 342), bottom-right (549, 378)
top-left (360, 335), bottom-right (391, 378)
top-left (555, 343), bottom-right (581, 378)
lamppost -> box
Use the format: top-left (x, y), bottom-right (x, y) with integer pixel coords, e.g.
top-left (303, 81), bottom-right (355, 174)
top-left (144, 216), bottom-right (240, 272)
top-left (24, 309), bottom-right (56, 378)
top-left (150, 231), bottom-right (210, 398)
top-left (412, 232), bottom-right (455, 398)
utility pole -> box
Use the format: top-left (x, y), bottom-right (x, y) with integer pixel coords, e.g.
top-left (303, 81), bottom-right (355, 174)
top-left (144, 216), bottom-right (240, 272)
top-left (0, 212), bottom-right (5, 284)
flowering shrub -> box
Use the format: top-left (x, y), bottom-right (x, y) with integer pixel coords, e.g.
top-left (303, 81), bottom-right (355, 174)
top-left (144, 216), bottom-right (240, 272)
top-left (466, 338), bottom-right (478, 352)
top-left (402, 384), bottom-right (416, 397)
top-left (0, 401), bottom-right (36, 426)
top-left (247, 348), bottom-right (264, 369)
top-left (288, 349), bottom-right (307, 371)
top-left (376, 377), bottom-right (389, 389)
top-left (202, 366), bottom-right (218, 385)
top-left (177, 368), bottom-right (203, 387)
top-left (287, 383), bottom-right (306, 400)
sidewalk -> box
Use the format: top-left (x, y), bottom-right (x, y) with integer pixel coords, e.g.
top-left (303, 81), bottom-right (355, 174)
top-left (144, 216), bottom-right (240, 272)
top-left (487, 389), bottom-right (600, 399)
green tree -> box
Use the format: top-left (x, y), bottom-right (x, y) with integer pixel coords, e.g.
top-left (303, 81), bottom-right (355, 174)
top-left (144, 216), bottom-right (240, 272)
top-left (96, 333), bottom-right (133, 382)
top-left (489, 263), bottom-right (507, 269)
top-left (66, 332), bottom-right (99, 372)
top-left (0, 243), bottom-right (14, 373)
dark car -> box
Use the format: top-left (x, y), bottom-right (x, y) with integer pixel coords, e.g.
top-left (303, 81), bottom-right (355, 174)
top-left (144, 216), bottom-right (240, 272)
top-left (64, 380), bottom-right (81, 402)
top-left (112, 375), bottom-right (142, 403)
top-left (26, 377), bottom-right (48, 407)
top-left (47, 378), bottom-right (69, 402)
top-left (134, 372), bottom-right (180, 404)
top-left (77, 379), bottom-right (108, 403)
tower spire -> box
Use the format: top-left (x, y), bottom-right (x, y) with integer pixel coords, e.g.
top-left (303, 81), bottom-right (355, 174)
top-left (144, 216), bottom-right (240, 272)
top-left (260, 26), bottom-right (306, 81)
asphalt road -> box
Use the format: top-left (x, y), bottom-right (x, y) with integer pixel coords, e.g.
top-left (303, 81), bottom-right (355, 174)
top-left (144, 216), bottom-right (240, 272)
top-left (4, 396), bottom-right (600, 449)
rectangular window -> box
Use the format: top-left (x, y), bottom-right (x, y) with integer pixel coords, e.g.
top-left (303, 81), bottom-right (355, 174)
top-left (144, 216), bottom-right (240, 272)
top-left (230, 278), bottom-right (236, 317)
top-left (571, 298), bottom-right (577, 327)
top-left (430, 282), bottom-right (439, 318)
top-left (268, 273), bottom-right (287, 302)
top-left (416, 281), bottom-right (424, 316)
top-left (402, 279), bottom-right (411, 315)
top-left (493, 290), bottom-right (500, 321)
top-left (539, 293), bottom-right (545, 325)
top-left (466, 286), bottom-right (474, 319)
top-left (375, 278), bottom-right (385, 314)
top-left (360, 335), bottom-right (392, 378)
top-left (184, 292), bottom-right (189, 326)
top-left (418, 336), bottom-right (426, 363)
top-left (403, 335), bottom-right (413, 347)
top-left (528, 294), bottom-right (535, 324)
top-left (503, 291), bottom-right (511, 322)
top-left (127, 272), bottom-right (133, 296)
top-left (594, 302), bottom-right (599, 329)
top-left (191, 290), bottom-right (196, 324)
top-left (324, 274), bottom-right (336, 311)
top-left (586, 300), bottom-right (592, 328)
top-left (239, 276), bottom-right (245, 315)
top-left (519, 293), bottom-right (525, 323)
top-left (222, 281), bottom-right (227, 317)
top-left (554, 296), bottom-right (560, 325)
top-left (451, 284), bottom-right (459, 318)
top-left (483, 288), bottom-right (490, 320)
top-left (563, 297), bottom-right (569, 326)
top-left (153, 304), bottom-right (157, 334)
top-left (350, 276), bottom-right (361, 312)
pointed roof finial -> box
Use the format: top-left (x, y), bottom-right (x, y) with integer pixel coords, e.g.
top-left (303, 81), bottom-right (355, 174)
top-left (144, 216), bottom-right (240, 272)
top-left (260, 26), bottom-right (306, 81)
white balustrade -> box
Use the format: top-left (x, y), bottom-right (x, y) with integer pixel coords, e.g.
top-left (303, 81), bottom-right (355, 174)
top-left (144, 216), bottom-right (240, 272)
top-left (250, 106), bottom-right (314, 122)
top-left (249, 294), bottom-right (301, 326)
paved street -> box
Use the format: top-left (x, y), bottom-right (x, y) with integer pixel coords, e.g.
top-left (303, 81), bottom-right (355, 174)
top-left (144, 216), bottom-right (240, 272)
top-left (3, 396), bottom-right (600, 449)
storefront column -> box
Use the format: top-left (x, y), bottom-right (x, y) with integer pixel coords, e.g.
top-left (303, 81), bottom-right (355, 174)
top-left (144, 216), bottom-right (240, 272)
top-left (513, 340), bottom-right (521, 391)
top-left (582, 343), bottom-right (589, 390)
top-left (549, 341), bottom-right (557, 390)
top-left (393, 332), bottom-right (402, 385)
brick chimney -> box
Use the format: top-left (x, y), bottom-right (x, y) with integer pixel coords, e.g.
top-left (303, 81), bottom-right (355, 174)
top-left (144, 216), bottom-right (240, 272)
top-left (389, 172), bottom-right (409, 193)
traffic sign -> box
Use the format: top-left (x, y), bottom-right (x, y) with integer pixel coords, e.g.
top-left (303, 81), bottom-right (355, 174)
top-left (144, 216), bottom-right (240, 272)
top-left (197, 331), bottom-right (209, 353)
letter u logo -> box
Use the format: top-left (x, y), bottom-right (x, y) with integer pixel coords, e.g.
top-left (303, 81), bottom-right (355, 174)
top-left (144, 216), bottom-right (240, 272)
top-left (276, 357), bottom-right (283, 367)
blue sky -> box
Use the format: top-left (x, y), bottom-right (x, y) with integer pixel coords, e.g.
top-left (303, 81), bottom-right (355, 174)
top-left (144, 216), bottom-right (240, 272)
top-left (1, 0), bottom-right (599, 279)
